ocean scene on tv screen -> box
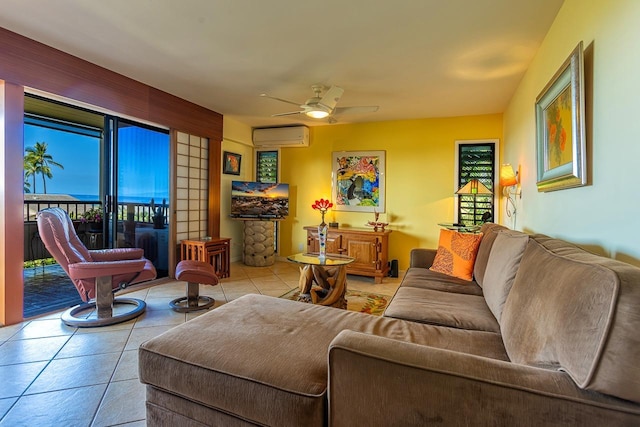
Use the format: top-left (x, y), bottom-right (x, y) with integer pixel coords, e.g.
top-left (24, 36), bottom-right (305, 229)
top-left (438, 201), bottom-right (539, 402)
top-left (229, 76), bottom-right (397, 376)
top-left (231, 181), bottom-right (289, 219)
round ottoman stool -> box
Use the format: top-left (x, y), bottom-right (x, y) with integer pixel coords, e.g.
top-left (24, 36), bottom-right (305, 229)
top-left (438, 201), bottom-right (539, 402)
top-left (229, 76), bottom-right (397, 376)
top-left (170, 260), bottom-right (220, 312)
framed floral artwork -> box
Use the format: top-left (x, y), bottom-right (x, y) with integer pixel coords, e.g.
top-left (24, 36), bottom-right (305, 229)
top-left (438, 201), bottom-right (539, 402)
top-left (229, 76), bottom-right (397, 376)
top-left (535, 41), bottom-right (586, 192)
top-left (332, 151), bottom-right (385, 212)
top-left (223, 151), bottom-right (242, 175)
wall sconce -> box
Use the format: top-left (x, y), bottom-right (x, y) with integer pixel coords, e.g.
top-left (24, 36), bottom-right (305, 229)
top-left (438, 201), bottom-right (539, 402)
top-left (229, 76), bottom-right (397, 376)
top-left (499, 164), bottom-right (521, 220)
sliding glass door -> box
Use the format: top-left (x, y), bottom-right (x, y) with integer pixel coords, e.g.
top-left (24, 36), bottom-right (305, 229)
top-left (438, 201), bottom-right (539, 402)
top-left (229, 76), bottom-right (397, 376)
top-left (105, 118), bottom-right (170, 277)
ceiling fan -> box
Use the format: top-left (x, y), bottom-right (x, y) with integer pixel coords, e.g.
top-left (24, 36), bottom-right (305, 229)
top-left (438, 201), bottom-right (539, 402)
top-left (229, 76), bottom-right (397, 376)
top-left (260, 85), bottom-right (379, 121)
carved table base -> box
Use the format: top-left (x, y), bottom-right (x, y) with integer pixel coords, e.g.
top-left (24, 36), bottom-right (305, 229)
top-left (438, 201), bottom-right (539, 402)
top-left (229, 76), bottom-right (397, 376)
top-left (297, 264), bottom-right (348, 309)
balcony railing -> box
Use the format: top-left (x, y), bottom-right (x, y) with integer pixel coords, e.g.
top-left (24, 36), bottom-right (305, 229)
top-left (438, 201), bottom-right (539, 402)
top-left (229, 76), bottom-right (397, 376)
top-left (24, 198), bottom-right (168, 262)
top-left (24, 199), bottom-right (102, 223)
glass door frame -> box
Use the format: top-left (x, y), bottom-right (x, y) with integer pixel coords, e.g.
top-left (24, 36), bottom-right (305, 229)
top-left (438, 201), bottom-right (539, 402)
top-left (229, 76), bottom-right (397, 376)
top-left (103, 116), bottom-right (171, 276)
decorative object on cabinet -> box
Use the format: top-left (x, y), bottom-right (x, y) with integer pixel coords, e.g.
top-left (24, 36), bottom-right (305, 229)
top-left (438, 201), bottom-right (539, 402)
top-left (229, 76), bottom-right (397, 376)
top-left (304, 226), bottom-right (391, 284)
top-left (535, 41), bottom-right (586, 192)
top-left (365, 210), bottom-right (389, 231)
top-left (332, 150), bottom-right (385, 213)
top-left (311, 198), bottom-right (333, 226)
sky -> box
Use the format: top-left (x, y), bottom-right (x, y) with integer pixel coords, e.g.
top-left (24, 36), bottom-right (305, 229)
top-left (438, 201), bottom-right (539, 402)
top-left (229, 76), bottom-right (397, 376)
top-left (231, 181), bottom-right (289, 198)
top-left (24, 124), bottom-right (99, 196)
top-left (24, 124), bottom-right (169, 202)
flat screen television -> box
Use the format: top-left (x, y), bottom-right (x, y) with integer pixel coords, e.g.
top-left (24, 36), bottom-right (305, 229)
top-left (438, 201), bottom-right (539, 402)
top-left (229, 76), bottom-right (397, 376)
top-left (230, 181), bottom-right (289, 219)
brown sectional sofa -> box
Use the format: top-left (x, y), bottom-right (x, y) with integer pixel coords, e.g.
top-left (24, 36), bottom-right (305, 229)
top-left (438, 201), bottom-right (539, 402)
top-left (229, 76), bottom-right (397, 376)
top-left (139, 223), bottom-right (640, 426)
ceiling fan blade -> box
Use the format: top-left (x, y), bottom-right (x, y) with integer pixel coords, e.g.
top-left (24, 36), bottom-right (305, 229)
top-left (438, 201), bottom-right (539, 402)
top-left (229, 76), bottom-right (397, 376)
top-left (318, 86), bottom-right (344, 110)
top-left (333, 105), bottom-right (379, 115)
top-left (271, 111), bottom-right (303, 117)
top-left (260, 93), bottom-right (302, 107)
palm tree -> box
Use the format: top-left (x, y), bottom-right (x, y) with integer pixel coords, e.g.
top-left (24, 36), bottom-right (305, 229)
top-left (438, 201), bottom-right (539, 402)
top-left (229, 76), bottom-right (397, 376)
top-left (23, 156), bottom-right (37, 193)
top-left (24, 142), bottom-right (64, 194)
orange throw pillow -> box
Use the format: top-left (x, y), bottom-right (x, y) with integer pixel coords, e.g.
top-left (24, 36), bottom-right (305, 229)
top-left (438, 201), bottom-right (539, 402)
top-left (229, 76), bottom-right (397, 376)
top-left (429, 229), bottom-right (483, 281)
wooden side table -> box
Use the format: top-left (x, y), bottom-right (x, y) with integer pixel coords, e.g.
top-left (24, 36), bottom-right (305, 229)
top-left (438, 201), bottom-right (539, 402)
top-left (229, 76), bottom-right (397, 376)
top-left (286, 253), bottom-right (355, 309)
top-left (180, 238), bottom-right (231, 278)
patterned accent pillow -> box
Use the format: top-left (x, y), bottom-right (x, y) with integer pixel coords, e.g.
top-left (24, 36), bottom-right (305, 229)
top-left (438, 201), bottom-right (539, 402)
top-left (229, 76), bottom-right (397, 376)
top-left (429, 229), bottom-right (483, 281)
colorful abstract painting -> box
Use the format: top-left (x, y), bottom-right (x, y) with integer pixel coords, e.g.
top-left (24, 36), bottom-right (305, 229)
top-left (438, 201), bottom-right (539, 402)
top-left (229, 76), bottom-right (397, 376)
top-left (332, 151), bottom-right (385, 212)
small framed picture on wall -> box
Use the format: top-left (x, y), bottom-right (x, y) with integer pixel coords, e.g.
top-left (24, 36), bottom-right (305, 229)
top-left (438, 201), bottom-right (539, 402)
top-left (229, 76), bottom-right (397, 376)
top-left (223, 151), bottom-right (242, 175)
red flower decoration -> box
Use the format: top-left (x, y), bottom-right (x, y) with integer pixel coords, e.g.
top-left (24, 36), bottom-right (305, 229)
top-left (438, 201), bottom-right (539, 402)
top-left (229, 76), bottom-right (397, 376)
top-left (311, 198), bottom-right (333, 213)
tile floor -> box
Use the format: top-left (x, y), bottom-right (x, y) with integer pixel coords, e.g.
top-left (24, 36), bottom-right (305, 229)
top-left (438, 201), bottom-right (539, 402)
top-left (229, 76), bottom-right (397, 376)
top-left (23, 265), bottom-right (82, 318)
top-left (0, 260), bottom-right (402, 426)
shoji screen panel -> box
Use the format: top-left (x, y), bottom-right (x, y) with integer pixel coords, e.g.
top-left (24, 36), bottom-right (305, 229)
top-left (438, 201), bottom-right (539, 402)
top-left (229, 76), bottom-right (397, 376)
top-left (176, 131), bottom-right (209, 242)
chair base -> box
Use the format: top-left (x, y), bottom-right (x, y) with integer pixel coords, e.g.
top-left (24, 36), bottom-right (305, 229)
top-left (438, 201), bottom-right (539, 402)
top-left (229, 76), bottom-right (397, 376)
top-left (169, 294), bottom-right (215, 313)
top-left (61, 297), bottom-right (146, 327)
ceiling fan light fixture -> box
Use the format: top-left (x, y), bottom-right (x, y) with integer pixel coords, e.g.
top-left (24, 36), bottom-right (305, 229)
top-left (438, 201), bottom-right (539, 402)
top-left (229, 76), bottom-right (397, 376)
top-left (305, 109), bottom-right (329, 119)
top-left (263, 85), bottom-right (377, 121)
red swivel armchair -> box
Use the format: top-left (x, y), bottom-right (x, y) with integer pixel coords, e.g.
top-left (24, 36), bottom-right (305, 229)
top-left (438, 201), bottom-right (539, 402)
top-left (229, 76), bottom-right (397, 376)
top-left (37, 207), bottom-right (157, 327)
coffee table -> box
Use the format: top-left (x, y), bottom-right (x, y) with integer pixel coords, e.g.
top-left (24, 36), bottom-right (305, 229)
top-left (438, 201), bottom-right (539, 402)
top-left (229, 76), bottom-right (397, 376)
top-left (287, 253), bottom-right (355, 309)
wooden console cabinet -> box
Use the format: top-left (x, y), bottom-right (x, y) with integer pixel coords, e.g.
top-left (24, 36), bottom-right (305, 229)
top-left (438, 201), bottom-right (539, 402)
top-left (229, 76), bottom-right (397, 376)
top-left (304, 226), bottom-right (391, 284)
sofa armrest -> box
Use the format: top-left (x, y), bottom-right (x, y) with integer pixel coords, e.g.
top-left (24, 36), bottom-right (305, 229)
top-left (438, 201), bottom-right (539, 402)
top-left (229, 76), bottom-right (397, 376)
top-left (328, 330), bottom-right (640, 426)
top-left (409, 248), bottom-right (437, 268)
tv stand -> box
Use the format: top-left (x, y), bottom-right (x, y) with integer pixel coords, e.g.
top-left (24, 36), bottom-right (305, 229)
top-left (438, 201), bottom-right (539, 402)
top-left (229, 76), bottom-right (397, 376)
top-left (243, 220), bottom-right (275, 267)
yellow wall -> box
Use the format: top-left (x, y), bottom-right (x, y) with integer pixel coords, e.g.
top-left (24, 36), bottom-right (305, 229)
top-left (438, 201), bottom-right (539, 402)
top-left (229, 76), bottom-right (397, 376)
top-left (221, 117), bottom-right (254, 261)
top-left (503, 0), bottom-right (640, 266)
top-left (278, 114), bottom-right (502, 270)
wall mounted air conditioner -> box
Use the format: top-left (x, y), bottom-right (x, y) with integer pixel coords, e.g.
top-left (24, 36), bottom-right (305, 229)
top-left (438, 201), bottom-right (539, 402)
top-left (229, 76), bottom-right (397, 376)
top-left (252, 125), bottom-right (309, 147)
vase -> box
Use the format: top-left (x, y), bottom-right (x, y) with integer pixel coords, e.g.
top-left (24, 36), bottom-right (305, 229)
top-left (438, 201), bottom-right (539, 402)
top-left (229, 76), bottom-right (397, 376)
top-left (318, 223), bottom-right (328, 261)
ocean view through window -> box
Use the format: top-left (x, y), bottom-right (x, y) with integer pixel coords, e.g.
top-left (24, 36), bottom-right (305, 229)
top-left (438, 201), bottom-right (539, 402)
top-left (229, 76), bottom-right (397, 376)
top-left (24, 116), bottom-right (169, 205)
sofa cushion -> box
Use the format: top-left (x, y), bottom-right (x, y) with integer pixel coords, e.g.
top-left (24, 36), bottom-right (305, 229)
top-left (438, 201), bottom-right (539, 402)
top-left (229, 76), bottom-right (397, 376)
top-left (501, 236), bottom-right (640, 404)
top-left (383, 287), bottom-right (500, 332)
top-left (430, 229), bottom-right (483, 280)
top-left (140, 295), bottom-right (509, 426)
top-left (473, 222), bottom-right (508, 287)
top-left (482, 230), bottom-right (529, 322)
top-left (400, 267), bottom-right (483, 296)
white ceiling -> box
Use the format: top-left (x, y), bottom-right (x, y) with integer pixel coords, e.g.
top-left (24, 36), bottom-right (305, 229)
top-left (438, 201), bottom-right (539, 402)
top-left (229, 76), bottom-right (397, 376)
top-left (0, 0), bottom-right (564, 128)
